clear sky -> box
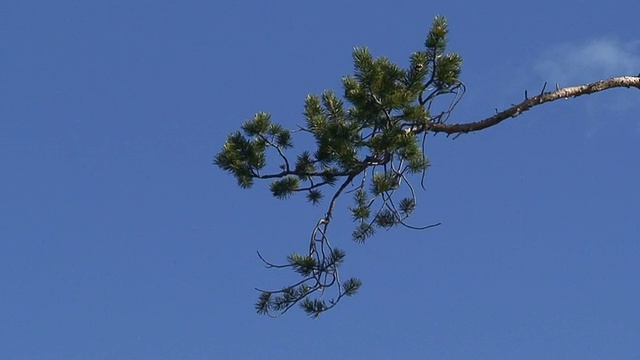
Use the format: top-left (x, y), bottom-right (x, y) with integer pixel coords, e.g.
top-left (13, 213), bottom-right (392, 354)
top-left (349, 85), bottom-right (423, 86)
top-left (2, 1), bottom-right (639, 359)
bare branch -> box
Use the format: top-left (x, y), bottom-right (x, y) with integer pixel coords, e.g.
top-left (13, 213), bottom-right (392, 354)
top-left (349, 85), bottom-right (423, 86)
top-left (411, 76), bottom-right (640, 135)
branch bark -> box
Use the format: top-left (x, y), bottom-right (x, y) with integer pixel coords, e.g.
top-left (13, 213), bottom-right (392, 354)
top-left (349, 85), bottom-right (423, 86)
top-left (415, 76), bottom-right (640, 135)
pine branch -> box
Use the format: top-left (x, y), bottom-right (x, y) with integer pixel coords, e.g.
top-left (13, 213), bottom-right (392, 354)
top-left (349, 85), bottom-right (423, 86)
top-left (214, 14), bottom-right (640, 317)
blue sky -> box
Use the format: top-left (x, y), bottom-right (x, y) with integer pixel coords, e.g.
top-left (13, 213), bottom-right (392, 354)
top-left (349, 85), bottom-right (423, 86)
top-left (2, 1), bottom-right (639, 359)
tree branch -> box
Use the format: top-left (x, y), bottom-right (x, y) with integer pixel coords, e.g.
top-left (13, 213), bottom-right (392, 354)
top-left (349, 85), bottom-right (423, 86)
top-left (412, 76), bottom-right (640, 135)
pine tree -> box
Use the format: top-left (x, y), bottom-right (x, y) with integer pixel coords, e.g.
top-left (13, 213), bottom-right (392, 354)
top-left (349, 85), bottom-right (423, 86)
top-left (214, 16), bottom-right (640, 318)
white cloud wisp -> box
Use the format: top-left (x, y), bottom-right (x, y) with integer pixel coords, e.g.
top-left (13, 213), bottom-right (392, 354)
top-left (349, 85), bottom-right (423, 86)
top-left (534, 38), bottom-right (640, 85)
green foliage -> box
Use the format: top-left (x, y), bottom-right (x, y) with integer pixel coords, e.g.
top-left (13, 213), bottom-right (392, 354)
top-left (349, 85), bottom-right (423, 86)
top-left (215, 16), bottom-right (462, 317)
top-left (269, 176), bottom-right (299, 199)
top-left (306, 189), bottom-right (322, 205)
top-left (352, 222), bottom-right (375, 244)
top-left (399, 197), bottom-right (417, 216)
top-left (425, 15), bottom-right (448, 54)
top-left (287, 253), bottom-right (317, 276)
top-left (370, 172), bottom-right (398, 195)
